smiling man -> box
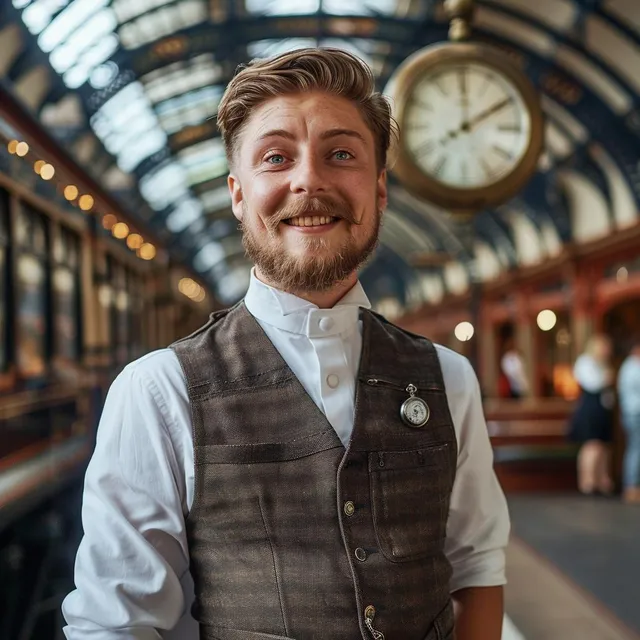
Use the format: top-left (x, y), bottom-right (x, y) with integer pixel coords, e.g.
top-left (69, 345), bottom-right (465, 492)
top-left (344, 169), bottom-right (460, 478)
top-left (63, 48), bottom-right (509, 640)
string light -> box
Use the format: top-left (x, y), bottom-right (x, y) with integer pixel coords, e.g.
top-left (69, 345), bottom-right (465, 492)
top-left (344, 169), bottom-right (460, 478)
top-left (126, 233), bottom-right (143, 250)
top-left (454, 322), bottom-right (475, 342)
top-left (78, 194), bottom-right (94, 211)
top-left (112, 222), bottom-right (129, 239)
top-left (537, 310), bottom-right (557, 331)
top-left (40, 164), bottom-right (55, 180)
top-left (138, 243), bottom-right (156, 260)
top-left (7, 138), bottom-right (169, 268)
top-left (102, 214), bottom-right (117, 230)
top-left (64, 185), bottom-right (79, 200)
top-left (178, 277), bottom-right (206, 302)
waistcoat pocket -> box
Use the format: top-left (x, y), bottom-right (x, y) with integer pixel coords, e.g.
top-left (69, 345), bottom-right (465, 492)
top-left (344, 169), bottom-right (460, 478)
top-left (202, 627), bottom-right (293, 640)
top-left (369, 444), bottom-right (450, 562)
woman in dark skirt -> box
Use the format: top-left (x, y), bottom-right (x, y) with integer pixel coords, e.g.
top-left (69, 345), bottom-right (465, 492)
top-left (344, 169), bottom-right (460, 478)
top-left (569, 335), bottom-right (615, 495)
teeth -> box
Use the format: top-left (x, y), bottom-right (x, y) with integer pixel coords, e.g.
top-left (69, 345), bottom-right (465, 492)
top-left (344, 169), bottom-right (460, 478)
top-left (286, 216), bottom-right (335, 227)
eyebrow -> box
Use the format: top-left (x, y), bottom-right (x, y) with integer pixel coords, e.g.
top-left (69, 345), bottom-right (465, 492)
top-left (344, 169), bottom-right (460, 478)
top-left (255, 128), bottom-right (367, 143)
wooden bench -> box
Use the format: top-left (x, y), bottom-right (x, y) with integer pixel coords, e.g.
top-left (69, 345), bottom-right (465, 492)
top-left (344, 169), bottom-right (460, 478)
top-left (484, 401), bottom-right (577, 493)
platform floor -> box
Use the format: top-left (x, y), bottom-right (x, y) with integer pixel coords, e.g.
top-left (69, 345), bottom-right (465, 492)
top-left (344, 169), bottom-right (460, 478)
top-left (505, 493), bottom-right (640, 640)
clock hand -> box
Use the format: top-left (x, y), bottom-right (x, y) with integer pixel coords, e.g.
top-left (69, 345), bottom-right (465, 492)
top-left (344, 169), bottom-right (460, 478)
top-left (464, 97), bottom-right (513, 130)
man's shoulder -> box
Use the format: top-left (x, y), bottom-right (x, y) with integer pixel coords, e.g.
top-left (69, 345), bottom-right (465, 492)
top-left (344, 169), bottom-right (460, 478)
top-left (118, 349), bottom-right (187, 399)
top-left (432, 344), bottom-right (476, 392)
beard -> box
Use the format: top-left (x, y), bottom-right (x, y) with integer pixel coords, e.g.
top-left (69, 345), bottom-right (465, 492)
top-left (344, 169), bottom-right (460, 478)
top-left (241, 196), bottom-right (381, 293)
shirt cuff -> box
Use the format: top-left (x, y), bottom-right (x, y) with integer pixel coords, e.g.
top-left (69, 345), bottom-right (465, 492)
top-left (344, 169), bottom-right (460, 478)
top-left (449, 548), bottom-right (507, 592)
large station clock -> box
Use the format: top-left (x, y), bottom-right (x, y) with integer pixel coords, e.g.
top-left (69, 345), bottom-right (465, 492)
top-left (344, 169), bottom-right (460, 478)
top-left (387, 41), bottom-right (544, 212)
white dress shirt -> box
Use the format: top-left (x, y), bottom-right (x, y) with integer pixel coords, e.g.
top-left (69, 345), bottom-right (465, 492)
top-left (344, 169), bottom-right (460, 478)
top-left (62, 273), bottom-right (510, 639)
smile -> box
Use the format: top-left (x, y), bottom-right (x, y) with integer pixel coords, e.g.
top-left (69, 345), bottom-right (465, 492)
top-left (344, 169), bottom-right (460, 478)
top-left (283, 215), bottom-right (339, 227)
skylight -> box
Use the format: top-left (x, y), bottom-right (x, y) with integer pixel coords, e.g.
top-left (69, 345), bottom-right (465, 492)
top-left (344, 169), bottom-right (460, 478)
top-left (90, 82), bottom-right (167, 173)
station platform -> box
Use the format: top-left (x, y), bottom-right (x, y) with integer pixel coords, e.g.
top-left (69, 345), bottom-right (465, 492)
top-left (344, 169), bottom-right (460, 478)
top-left (504, 494), bottom-right (640, 640)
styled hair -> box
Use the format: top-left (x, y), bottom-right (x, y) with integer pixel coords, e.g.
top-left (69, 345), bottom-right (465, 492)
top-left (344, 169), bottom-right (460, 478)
top-left (216, 47), bottom-right (397, 171)
top-left (584, 334), bottom-right (612, 361)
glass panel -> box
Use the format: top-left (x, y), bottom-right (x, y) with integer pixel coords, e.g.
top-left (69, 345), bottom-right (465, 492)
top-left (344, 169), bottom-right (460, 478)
top-left (16, 254), bottom-right (47, 380)
top-left (0, 245), bottom-right (5, 373)
top-left (0, 192), bottom-right (8, 375)
top-left (53, 266), bottom-right (79, 362)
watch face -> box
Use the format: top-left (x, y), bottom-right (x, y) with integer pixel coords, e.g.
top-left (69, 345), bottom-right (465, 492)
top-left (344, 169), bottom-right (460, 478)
top-left (403, 61), bottom-right (532, 189)
top-left (402, 397), bottom-right (430, 427)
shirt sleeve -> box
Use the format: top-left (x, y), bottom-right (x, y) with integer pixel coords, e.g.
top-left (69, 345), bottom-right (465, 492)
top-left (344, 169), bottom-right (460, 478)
top-left (440, 350), bottom-right (510, 592)
top-left (573, 355), bottom-right (609, 393)
top-left (62, 362), bottom-right (191, 639)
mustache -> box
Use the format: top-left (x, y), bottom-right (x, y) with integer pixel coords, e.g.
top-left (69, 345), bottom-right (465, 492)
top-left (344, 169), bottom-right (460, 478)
top-left (268, 196), bottom-right (360, 231)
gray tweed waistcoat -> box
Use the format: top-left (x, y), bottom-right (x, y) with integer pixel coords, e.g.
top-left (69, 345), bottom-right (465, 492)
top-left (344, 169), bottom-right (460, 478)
top-left (171, 302), bottom-right (457, 640)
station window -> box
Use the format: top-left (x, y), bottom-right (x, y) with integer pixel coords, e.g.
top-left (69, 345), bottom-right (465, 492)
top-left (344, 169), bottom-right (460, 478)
top-left (52, 226), bottom-right (81, 365)
top-left (537, 311), bottom-right (577, 399)
top-left (14, 204), bottom-right (48, 382)
top-left (127, 270), bottom-right (144, 359)
top-left (0, 189), bottom-right (8, 375)
top-left (106, 255), bottom-right (130, 366)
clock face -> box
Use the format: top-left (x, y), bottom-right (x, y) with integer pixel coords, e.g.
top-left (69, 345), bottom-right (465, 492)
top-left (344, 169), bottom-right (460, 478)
top-left (403, 61), bottom-right (532, 190)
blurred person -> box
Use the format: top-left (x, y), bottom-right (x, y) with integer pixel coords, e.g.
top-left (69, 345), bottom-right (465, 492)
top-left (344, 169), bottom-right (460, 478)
top-left (62, 48), bottom-right (509, 640)
top-left (617, 342), bottom-right (640, 504)
top-left (568, 334), bottom-right (615, 496)
top-left (500, 339), bottom-right (529, 399)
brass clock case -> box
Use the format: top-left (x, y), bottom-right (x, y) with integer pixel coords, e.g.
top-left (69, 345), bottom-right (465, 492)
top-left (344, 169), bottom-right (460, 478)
top-left (389, 42), bottom-right (544, 212)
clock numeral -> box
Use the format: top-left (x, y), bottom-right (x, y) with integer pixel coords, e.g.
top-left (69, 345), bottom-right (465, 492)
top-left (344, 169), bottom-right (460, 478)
top-left (478, 74), bottom-right (492, 99)
top-left (480, 158), bottom-right (494, 179)
top-left (413, 138), bottom-right (437, 158)
top-left (498, 124), bottom-right (522, 133)
top-left (412, 98), bottom-right (434, 112)
top-left (458, 68), bottom-right (468, 99)
top-left (461, 160), bottom-right (469, 184)
top-left (433, 75), bottom-right (449, 96)
top-left (433, 156), bottom-right (448, 177)
top-left (492, 144), bottom-right (514, 160)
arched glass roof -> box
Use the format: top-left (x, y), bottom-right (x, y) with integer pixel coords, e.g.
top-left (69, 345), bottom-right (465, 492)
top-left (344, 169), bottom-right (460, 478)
top-left (2, 0), bottom-right (640, 311)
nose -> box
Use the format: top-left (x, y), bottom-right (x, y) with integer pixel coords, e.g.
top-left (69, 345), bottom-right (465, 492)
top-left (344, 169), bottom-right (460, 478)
top-left (289, 153), bottom-right (326, 196)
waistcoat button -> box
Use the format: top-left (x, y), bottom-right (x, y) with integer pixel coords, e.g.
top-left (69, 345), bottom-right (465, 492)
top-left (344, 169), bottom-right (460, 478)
top-left (355, 547), bottom-right (367, 562)
top-left (343, 501), bottom-right (355, 516)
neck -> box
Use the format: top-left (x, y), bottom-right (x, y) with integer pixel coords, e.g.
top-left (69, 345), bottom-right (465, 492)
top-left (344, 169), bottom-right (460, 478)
top-left (254, 268), bottom-right (359, 309)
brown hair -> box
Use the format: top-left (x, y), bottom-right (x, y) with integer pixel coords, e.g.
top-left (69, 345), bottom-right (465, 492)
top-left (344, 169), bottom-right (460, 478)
top-left (216, 47), bottom-right (397, 172)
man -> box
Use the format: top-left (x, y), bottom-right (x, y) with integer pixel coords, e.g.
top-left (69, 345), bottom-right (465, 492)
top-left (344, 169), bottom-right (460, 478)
top-left (63, 48), bottom-right (509, 639)
top-left (618, 342), bottom-right (640, 504)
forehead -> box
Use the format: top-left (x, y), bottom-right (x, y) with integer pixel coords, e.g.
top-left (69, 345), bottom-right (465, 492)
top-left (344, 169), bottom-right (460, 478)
top-left (238, 91), bottom-right (374, 150)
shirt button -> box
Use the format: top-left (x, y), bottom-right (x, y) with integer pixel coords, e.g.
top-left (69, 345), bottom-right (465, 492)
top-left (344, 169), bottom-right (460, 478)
top-left (326, 373), bottom-right (340, 388)
top-left (318, 316), bottom-right (334, 332)
top-left (355, 547), bottom-right (367, 562)
top-left (344, 501), bottom-right (355, 517)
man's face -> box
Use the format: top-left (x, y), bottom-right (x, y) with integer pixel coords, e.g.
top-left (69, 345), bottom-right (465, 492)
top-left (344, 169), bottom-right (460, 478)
top-left (228, 91), bottom-right (388, 292)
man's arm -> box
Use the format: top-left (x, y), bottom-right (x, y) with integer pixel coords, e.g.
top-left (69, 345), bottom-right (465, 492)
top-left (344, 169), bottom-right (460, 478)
top-left (437, 348), bottom-right (510, 640)
top-left (452, 586), bottom-right (504, 640)
top-left (62, 360), bottom-right (191, 638)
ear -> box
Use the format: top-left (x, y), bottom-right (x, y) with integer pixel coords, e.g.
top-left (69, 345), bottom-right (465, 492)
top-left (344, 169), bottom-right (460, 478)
top-left (228, 173), bottom-right (244, 221)
top-left (377, 168), bottom-right (388, 212)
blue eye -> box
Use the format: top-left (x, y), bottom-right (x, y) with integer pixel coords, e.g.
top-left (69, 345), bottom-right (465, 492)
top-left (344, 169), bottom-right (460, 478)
top-left (334, 150), bottom-right (352, 160)
top-left (266, 154), bottom-right (285, 164)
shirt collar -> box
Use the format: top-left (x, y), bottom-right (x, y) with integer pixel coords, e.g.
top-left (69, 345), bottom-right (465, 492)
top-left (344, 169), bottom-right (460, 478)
top-left (244, 268), bottom-right (371, 337)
